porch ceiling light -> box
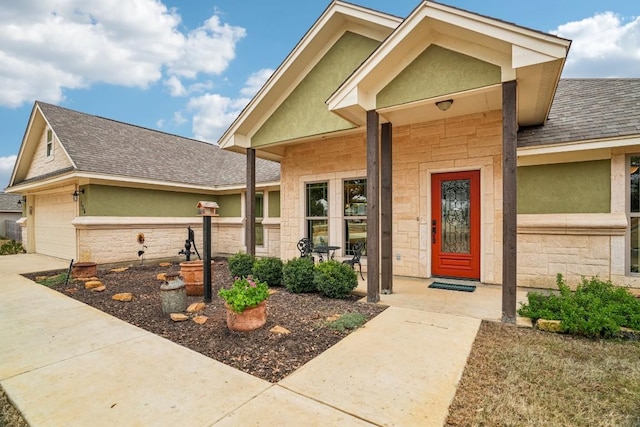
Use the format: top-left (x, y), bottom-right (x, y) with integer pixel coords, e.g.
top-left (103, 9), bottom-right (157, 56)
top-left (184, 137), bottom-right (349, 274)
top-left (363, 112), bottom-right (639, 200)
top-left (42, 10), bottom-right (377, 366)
top-left (72, 189), bottom-right (85, 202)
top-left (435, 99), bottom-right (454, 111)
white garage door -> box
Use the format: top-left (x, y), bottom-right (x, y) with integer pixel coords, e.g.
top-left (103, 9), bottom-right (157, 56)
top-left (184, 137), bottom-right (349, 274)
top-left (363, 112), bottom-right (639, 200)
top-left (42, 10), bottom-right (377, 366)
top-left (35, 192), bottom-right (76, 260)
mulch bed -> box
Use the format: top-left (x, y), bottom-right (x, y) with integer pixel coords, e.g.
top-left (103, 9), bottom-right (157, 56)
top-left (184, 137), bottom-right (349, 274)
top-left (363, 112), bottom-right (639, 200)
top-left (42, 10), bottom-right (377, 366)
top-left (25, 258), bottom-right (387, 383)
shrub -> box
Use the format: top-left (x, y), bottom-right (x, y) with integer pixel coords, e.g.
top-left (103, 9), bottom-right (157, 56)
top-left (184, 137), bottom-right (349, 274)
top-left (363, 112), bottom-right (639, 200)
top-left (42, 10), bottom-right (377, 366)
top-left (228, 252), bottom-right (255, 278)
top-left (252, 257), bottom-right (284, 287)
top-left (314, 260), bottom-right (358, 299)
top-left (518, 274), bottom-right (640, 339)
top-left (326, 312), bottom-right (368, 333)
top-left (0, 240), bottom-right (25, 255)
top-left (283, 257), bottom-right (316, 293)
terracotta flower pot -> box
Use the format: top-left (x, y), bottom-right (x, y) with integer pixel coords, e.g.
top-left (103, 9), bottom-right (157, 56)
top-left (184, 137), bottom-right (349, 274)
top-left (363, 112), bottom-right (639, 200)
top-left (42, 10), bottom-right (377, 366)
top-left (225, 301), bottom-right (267, 332)
top-left (179, 260), bottom-right (214, 296)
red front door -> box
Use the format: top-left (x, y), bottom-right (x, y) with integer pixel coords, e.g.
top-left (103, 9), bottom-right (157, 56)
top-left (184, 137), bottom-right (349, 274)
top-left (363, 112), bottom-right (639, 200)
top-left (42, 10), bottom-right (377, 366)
top-left (431, 170), bottom-right (480, 279)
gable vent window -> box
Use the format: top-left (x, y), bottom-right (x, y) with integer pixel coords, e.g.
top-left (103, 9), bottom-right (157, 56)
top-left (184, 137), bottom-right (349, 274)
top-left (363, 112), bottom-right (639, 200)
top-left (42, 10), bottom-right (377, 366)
top-left (46, 129), bottom-right (53, 157)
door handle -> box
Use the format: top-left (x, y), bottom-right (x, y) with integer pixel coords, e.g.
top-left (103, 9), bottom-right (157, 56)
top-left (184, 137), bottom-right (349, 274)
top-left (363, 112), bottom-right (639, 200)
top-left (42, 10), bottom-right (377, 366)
top-left (431, 220), bottom-right (437, 244)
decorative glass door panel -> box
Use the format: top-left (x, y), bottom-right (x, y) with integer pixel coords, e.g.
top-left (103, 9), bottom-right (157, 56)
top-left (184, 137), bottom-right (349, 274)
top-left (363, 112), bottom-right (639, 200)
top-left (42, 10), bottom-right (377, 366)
top-left (431, 171), bottom-right (480, 279)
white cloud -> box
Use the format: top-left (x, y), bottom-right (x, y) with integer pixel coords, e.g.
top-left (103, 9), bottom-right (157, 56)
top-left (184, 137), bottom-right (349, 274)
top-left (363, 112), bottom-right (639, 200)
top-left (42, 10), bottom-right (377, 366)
top-left (0, 1), bottom-right (245, 107)
top-left (553, 12), bottom-right (640, 77)
top-left (164, 76), bottom-right (186, 97)
top-left (188, 94), bottom-right (248, 143)
top-left (186, 69), bottom-right (274, 143)
top-left (0, 155), bottom-right (17, 189)
top-left (240, 68), bottom-right (274, 97)
top-left (156, 119), bottom-right (165, 128)
top-left (173, 111), bottom-right (187, 125)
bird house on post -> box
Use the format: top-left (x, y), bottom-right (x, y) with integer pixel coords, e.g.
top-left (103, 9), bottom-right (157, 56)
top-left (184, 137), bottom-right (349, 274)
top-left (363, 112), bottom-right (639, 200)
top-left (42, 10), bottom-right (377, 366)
top-left (197, 201), bottom-right (219, 217)
top-left (196, 201), bottom-right (218, 303)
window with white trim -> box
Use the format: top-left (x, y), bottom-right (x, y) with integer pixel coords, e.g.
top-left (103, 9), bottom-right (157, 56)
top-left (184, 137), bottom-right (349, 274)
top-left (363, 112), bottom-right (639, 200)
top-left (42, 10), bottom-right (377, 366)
top-left (306, 182), bottom-right (328, 246)
top-left (46, 129), bottom-right (53, 157)
top-left (343, 179), bottom-right (367, 256)
top-left (630, 156), bottom-right (640, 273)
top-left (255, 192), bottom-right (264, 247)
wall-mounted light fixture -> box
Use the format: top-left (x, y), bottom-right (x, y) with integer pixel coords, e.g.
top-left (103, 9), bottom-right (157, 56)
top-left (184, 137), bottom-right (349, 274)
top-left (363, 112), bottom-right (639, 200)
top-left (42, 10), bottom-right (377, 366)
top-left (435, 99), bottom-right (454, 112)
top-left (72, 189), bottom-right (85, 202)
top-left (17, 196), bottom-right (24, 208)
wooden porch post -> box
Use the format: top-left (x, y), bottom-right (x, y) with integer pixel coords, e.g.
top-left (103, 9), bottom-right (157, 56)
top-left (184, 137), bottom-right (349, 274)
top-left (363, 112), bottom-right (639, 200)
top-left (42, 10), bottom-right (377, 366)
top-left (246, 148), bottom-right (256, 256)
top-left (366, 110), bottom-right (380, 303)
top-left (502, 80), bottom-right (517, 323)
top-left (381, 122), bottom-right (393, 294)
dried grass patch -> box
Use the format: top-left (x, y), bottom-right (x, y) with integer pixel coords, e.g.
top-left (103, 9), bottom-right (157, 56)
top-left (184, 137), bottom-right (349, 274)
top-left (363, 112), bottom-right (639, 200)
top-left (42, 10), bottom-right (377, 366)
top-left (446, 321), bottom-right (640, 426)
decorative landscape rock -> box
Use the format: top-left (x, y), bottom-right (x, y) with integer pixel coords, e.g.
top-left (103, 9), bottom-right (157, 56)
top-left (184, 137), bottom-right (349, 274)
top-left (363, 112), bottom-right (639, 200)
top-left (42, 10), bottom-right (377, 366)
top-left (192, 315), bottom-right (208, 324)
top-left (270, 325), bottom-right (291, 335)
top-left (90, 285), bottom-right (106, 292)
top-left (85, 280), bottom-right (103, 290)
top-left (170, 313), bottom-right (189, 322)
top-left (112, 293), bottom-right (133, 302)
top-left (187, 302), bottom-right (205, 313)
top-left (110, 267), bottom-right (128, 273)
top-left (536, 319), bottom-right (562, 333)
top-left (159, 262), bottom-right (172, 267)
top-left (156, 273), bottom-right (167, 281)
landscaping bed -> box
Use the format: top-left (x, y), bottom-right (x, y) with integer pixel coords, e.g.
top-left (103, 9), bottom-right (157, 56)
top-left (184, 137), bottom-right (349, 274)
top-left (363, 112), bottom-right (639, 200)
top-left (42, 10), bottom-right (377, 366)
top-left (25, 258), bottom-right (387, 383)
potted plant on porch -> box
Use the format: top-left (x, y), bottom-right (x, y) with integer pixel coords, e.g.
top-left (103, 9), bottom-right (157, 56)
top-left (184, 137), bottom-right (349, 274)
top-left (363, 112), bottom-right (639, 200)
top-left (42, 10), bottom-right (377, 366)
top-left (218, 276), bottom-right (269, 331)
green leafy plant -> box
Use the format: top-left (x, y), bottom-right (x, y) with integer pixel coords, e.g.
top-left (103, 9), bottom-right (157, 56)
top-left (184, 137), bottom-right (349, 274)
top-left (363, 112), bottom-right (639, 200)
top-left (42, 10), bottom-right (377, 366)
top-left (326, 312), bottom-right (368, 333)
top-left (283, 257), bottom-right (316, 293)
top-left (0, 240), bottom-right (25, 255)
top-left (314, 260), bottom-right (358, 299)
top-left (518, 274), bottom-right (640, 338)
top-left (218, 276), bottom-right (269, 313)
top-left (36, 272), bottom-right (69, 287)
top-left (228, 252), bottom-right (256, 278)
top-left (252, 257), bottom-right (284, 287)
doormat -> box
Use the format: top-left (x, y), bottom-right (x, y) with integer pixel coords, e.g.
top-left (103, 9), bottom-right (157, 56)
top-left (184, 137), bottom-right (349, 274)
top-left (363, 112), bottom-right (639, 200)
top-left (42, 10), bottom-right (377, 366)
top-left (428, 282), bottom-right (476, 292)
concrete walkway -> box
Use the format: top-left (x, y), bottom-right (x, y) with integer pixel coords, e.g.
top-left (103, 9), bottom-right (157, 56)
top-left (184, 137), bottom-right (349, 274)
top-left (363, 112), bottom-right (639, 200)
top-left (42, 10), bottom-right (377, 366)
top-left (1, 254), bottom-right (487, 426)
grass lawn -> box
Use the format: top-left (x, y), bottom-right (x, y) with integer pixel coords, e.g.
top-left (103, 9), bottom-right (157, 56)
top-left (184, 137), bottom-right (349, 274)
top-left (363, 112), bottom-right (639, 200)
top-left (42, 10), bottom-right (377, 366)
top-left (446, 321), bottom-right (640, 426)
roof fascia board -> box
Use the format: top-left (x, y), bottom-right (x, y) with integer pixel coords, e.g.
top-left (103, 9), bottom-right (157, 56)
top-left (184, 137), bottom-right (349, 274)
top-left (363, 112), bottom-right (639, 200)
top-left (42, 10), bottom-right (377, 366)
top-left (9, 104), bottom-right (39, 187)
top-left (518, 135), bottom-right (640, 158)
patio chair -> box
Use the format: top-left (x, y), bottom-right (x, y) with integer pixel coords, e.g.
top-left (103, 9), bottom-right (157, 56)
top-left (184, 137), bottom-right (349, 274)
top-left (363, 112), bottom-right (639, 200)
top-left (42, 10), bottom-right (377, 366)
top-left (297, 238), bottom-right (314, 261)
top-left (343, 241), bottom-right (364, 280)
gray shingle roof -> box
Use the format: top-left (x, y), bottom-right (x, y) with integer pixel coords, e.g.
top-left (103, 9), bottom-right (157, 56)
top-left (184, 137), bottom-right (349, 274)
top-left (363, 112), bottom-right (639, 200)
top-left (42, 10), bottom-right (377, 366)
top-left (518, 79), bottom-right (640, 147)
top-left (34, 102), bottom-right (280, 187)
top-left (0, 193), bottom-right (22, 212)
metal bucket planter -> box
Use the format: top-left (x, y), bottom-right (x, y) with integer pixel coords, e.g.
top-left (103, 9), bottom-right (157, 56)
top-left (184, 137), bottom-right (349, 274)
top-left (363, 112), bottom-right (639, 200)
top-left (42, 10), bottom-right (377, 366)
top-left (160, 273), bottom-right (187, 314)
top-left (225, 301), bottom-right (267, 332)
top-left (179, 260), bottom-right (214, 296)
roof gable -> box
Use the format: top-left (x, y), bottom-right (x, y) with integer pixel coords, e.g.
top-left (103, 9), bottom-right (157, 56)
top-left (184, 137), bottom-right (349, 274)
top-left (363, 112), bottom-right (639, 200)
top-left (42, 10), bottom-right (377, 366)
top-left (377, 44), bottom-right (501, 109)
top-left (9, 102), bottom-right (280, 190)
top-left (327, 1), bottom-right (571, 127)
top-left (252, 31), bottom-right (380, 147)
top-left (218, 1), bottom-right (401, 158)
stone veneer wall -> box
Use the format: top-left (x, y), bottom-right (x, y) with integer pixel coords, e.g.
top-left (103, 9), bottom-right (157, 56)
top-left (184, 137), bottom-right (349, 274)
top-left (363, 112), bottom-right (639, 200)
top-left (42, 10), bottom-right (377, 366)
top-left (72, 217), bottom-right (279, 264)
top-left (280, 110), bottom-right (504, 284)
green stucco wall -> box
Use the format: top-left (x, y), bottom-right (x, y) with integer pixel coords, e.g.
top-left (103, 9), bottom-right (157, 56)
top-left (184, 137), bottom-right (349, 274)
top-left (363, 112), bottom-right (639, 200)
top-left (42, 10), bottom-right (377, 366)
top-left (216, 194), bottom-right (241, 217)
top-left (252, 32), bottom-right (380, 147)
top-left (377, 45), bottom-right (501, 108)
top-left (517, 160), bottom-right (611, 214)
top-left (268, 191), bottom-right (280, 218)
top-left (82, 185), bottom-right (240, 217)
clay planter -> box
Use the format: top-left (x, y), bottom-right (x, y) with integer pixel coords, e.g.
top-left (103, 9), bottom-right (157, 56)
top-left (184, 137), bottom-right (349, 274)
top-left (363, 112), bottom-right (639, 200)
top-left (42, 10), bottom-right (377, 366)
top-left (179, 260), bottom-right (214, 296)
top-left (72, 262), bottom-right (97, 278)
top-left (225, 301), bottom-right (267, 332)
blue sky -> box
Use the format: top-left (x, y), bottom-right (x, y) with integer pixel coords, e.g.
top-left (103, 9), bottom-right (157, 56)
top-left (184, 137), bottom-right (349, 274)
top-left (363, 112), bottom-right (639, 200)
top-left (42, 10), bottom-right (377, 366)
top-left (1, 0), bottom-right (639, 189)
